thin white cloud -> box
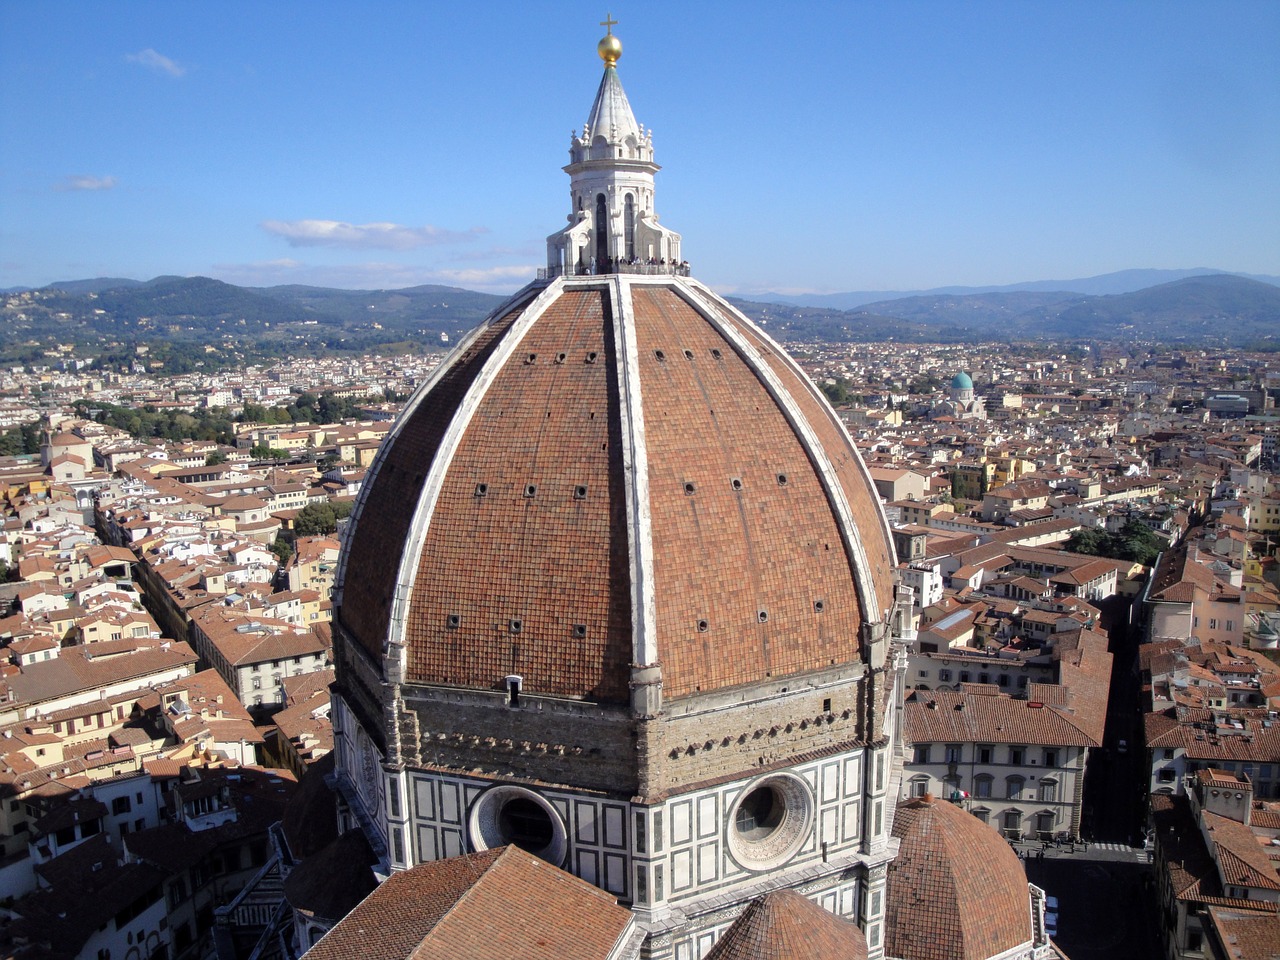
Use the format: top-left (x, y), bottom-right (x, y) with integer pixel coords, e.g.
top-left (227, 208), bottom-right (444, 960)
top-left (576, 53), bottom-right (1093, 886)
top-left (55, 175), bottom-right (117, 192)
top-left (430, 265), bottom-right (536, 286)
top-left (126, 48), bottom-right (186, 77)
top-left (261, 219), bottom-right (486, 250)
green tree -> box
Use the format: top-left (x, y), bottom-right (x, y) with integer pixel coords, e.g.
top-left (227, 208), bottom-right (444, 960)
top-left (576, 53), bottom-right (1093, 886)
top-left (250, 445), bottom-right (290, 460)
top-left (270, 538), bottom-right (294, 564)
top-left (1067, 519), bottom-right (1163, 566)
top-left (821, 380), bottom-right (851, 406)
top-left (0, 422), bottom-right (44, 456)
top-left (294, 503), bottom-right (338, 537)
top-left (205, 451), bottom-right (228, 466)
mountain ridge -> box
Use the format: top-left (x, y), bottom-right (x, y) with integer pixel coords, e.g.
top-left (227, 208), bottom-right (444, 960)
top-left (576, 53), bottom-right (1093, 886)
top-left (746, 268), bottom-right (1280, 311)
top-left (2, 271), bottom-right (1277, 372)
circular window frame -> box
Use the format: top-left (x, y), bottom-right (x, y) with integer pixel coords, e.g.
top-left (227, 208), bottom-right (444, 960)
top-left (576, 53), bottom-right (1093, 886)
top-left (467, 784), bottom-right (568, 867)
top-left (724, 772), bottom-right (814, 872)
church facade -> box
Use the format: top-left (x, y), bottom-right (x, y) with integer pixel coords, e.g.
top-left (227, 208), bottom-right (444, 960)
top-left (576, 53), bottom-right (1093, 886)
top-left (328, 25), bottom-right (913, 960)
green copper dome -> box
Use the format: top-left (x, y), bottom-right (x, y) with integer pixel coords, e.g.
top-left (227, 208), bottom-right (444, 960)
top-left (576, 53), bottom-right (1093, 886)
top-left (951, 371), bottom-right (973, 390)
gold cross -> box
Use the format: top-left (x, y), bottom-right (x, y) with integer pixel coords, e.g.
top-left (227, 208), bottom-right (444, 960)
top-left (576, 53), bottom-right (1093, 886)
top-left (600, 13), bottom-right (618, 34)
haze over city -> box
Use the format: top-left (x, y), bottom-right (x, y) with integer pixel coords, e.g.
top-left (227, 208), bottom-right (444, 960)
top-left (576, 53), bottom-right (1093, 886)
top-left (2, 1), bottom-right (1277, 296)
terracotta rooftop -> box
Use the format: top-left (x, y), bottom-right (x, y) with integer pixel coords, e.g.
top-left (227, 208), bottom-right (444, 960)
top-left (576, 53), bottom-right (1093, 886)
top-left (337, 279), bottom-right (895, 703)
top-left (886, 795), bottom-right (1033, 960)
top-left (904, 689), bottom-right (1097, 747)
top-left (303, 845), bottom-right (632, 960)
top-left (702, 889), bottom-right (868, 960)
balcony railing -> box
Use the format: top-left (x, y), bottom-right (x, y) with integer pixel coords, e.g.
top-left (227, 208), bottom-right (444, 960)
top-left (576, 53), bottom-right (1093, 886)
top-left (538, 260), bottom-right (691, 281)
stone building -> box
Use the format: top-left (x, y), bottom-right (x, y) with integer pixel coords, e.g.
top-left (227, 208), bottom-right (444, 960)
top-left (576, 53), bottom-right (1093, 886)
top-left (327, 23), bottom-right (906, 960)
top-left (930, 371), bottom-right (987, 421)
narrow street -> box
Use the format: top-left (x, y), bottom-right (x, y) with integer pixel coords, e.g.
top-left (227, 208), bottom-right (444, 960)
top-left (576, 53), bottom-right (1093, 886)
top-left (1024, 594), bottom-right (1161, 959)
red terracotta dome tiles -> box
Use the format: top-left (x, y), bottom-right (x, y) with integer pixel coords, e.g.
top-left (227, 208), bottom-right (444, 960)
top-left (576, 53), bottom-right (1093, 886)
top-left (340, 296), bottom-right (534, 659)
top-left (403, 288), bottom-right (632, 702)
top-left (631, 286), bottom-right (867, 699)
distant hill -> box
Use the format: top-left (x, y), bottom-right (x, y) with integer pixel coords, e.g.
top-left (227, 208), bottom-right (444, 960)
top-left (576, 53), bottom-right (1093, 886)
top-left (752, 268), bottom-right (1280, 311)
top-left (0, 275), bottom-right (506, 371)
top-left (730, 274), bottom-right (1280, 347)
top-left (1023, 274), bottom-right (1280, 345)
top-left (2, 271), bottom-right (1277, 371)
top-left (40, 277), bottom-right (148, 296)
top-left (251, 282), bottom-right (505, 327)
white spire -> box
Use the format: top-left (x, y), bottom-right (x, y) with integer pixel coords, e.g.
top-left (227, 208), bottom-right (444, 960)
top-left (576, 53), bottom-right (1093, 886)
top-left (546, 23), bottom-right (682, 278)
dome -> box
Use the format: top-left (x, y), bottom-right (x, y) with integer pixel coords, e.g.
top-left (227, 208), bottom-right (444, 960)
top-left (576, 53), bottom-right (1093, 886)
top-left (704, 889), bottom-right (868, 960)
top-left (327, 35), bottom-right (905, 951)
top-left (950, 371), bottom-right (973, 390)
top-left (335, 276), bottom-right (896, 704)
top-left (885, 796), bottom-right (1033, 960)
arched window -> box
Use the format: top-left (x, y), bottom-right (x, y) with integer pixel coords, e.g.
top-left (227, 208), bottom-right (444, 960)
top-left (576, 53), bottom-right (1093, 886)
top-left (1006, 776), bottom-right (1025, 800)
top-left (594, 194), bottom-right (608, 268)
top-left (1038, 778), bottom-right (1058, 803)
top-left (973, 774), bottom-right (993, 798)
top-left (624, 193), bottom-right (635, 260)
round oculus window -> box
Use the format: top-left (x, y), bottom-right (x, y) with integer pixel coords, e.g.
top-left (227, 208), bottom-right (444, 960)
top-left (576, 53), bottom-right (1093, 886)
top-left (725, 773), bottom-right (814, 871)
top-left (467, 785), bottom-right (568, 866)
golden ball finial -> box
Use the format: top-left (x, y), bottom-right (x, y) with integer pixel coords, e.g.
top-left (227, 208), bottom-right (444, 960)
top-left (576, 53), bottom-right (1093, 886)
top-left (598, 33), bottom-right (622, 64)
top-left (598, 13), bottom-right (621, 65)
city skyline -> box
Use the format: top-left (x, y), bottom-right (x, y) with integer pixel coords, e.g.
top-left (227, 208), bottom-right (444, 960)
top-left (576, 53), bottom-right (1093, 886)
top-left (1, 1), bottom-right (1277, 296)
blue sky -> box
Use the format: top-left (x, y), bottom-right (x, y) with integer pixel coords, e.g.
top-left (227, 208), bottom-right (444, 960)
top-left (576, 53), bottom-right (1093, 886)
top-left (2, 1), bottom-right (1277, 295)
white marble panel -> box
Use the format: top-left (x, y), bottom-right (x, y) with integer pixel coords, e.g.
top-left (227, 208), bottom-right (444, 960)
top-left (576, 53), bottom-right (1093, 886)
top-left (413, 777), bottom-right (434, 820)
top-left (844, 756), bottom-right (861, 795)
top-left (576, 849), bottom-right (599, 885)
top-left (820, 806), bottom-right (839, 847)
top-left (672, 799), bottom-right (692, 845)
top-left (839, 885), bottom-right (856, 916)
top-left (575, 800), bottom-right (598, 844)
top-left (415, 825), bottom-right (437, 862)
top-left (441, 829), bottom-right (464, 858)
top-left (440, 782), bottom-right (459, 824)
top-left (697, 842), bottom-right (717, 883)
top-left (603, 804), bottom-right (626, 848)
top-left (604, 853), bottom-right (626, 895)
top-left (842, 800), bottom-right (861, 843)
top-left (821, 762), bottom-right (839, 802)
top-left (672, 848), bottom-right (693, 891)
top-left (696, 793), bottom-right (717, 839)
